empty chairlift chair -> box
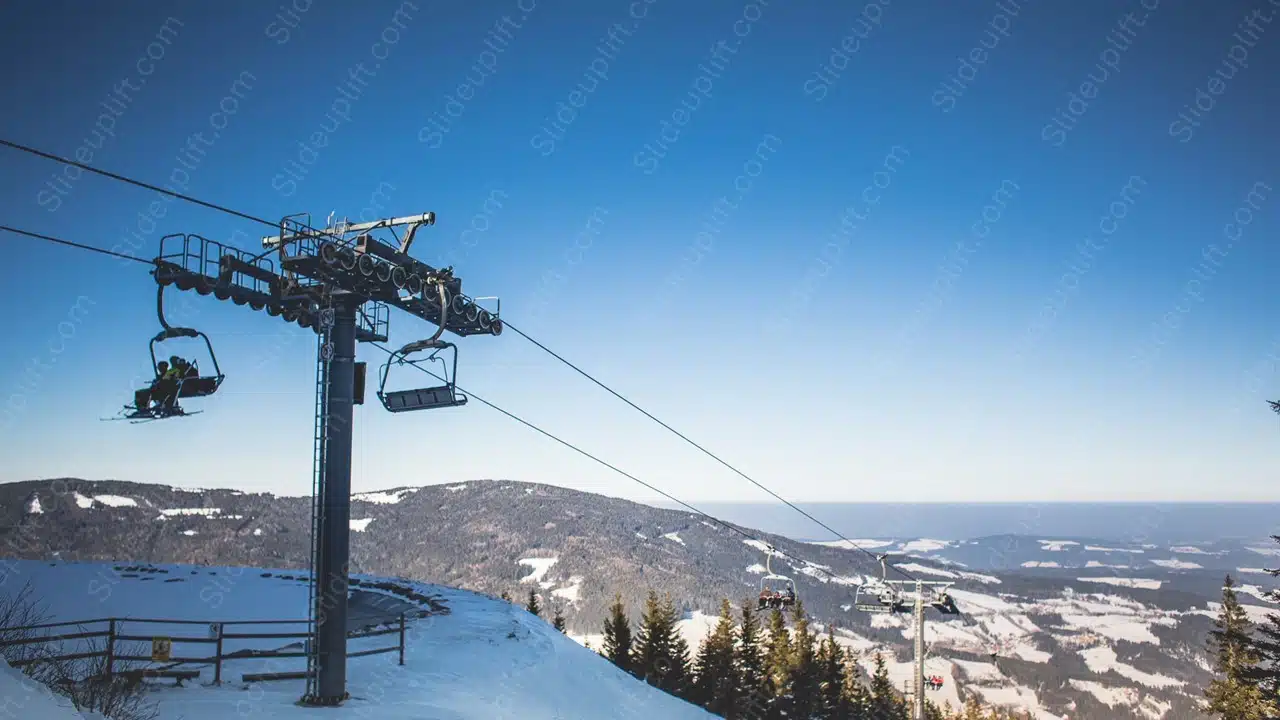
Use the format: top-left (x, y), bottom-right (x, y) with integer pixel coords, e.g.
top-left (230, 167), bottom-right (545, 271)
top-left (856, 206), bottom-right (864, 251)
top-left (376, 339), bottom-right (466, 412)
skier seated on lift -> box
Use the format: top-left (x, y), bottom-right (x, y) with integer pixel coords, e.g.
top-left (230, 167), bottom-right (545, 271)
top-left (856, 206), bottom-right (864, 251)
top-left (758, 586), bottom-right (772, 610)
top-left (782, 586), bottom-right (795, 606)
top-left (151, 356), bottom-right (188, 409)
top-left (133, 361), bottom-right (168, 411)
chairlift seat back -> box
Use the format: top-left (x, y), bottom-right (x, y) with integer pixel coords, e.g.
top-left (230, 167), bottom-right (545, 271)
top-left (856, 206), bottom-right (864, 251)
top-left (176, 376), bottom-right (223, 398)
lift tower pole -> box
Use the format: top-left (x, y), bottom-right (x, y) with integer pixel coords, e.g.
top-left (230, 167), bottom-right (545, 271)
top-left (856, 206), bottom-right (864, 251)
top-left (313, 296), bottom-right (359, 701)
top-left (912, 580), bottom-right (926, 720)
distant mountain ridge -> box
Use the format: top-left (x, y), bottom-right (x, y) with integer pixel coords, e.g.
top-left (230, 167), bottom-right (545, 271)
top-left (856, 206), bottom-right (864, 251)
top-left (2, 477), bottom-right (1274, 720)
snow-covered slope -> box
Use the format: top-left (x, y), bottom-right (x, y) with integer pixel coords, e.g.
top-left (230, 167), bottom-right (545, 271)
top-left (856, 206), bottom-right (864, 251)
top-left (3, 560), bottom-right (713, 720)
top-left (0, 657), bottom-right (103, 720)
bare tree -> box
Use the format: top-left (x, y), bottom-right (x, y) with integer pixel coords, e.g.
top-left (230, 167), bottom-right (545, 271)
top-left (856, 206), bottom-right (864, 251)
top-left (0, 584), bottom-right (158, 720)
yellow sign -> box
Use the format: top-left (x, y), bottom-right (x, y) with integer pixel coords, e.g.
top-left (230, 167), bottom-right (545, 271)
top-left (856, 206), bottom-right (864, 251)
top-left (151, 637), bottom-right (171, 662)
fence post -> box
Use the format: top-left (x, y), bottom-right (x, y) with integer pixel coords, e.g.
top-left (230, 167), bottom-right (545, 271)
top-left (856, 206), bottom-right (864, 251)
top-left (398, 613), bottom-right (405, 666)
top-left (105, 619), bottom-right (115, 678)
top-left (214, 623), bottom-right (224, 685)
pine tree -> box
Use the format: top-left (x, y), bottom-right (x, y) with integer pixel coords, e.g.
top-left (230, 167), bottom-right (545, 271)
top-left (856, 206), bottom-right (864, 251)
top-left (815, 628), bottom-right (853, 719)
top-left (602, 594), bottom-right (634, 673)
top-left (632, 591), bottom-right (691, 698)
top-left (1244, 534), bottom-right (1280, 715)
top-left (525, 588), bottom-right (541, 617)
top-left (552, 605), bottom-right (566, 633)
top-left (691, 599), bottom-right (740, 716)
top-left (786, 600), bottom-right (821, 719)
top-left (763, 607), bottom-right (793, 695)
top-left (845, 649), bottom-right (872, 719)
top-left (869, 651), bottom-right (908, 720)
top-left (1205, 574), bottom-right (1268, 720)
top-left (735, 598), bottom-right (771, 720)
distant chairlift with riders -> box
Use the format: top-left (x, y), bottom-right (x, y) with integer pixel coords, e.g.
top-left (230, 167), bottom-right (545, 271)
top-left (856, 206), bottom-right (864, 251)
top-left (756, 545), bottom-right (798, 611)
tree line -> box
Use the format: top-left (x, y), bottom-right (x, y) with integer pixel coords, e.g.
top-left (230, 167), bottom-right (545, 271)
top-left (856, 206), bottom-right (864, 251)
top-left (1203, 535), bottom-right (1280, 720)
top-left (509, 586), bottom-right (1030, 719)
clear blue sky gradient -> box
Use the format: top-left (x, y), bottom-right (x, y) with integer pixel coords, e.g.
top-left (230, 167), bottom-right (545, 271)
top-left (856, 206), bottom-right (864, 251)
top-left (0, 0), bottom-right (1276, 502)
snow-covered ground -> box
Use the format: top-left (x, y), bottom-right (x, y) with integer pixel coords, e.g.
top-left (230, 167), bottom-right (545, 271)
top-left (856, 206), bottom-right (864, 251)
top-left (1, 657), bottom-right (106, 720)
top-left (1, 560), bottom-right (713, 720)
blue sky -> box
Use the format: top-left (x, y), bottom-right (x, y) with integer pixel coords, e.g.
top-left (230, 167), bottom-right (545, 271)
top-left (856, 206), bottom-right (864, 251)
top-left (0, 0), bottom-right (1276, 502)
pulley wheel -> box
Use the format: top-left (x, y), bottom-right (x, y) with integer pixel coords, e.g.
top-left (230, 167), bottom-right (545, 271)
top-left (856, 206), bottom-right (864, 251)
top-left (357, 254), bottom-right (377, 277)
top-left (320, 242), bottom-right (339, 265)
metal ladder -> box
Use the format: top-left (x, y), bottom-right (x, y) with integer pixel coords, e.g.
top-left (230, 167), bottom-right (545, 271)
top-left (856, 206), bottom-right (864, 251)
top-left (304, 306), bottom-right (335, 699)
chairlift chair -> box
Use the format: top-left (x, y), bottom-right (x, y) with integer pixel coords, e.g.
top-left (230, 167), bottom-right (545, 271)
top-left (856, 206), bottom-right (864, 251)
top-left (376, 339), bottom-right (466, 412)
top-left (933, 590), bottom-right (960, 615)
top-left (376, 279), bottom-right (468, 413)
top-left (853, 554), bottom-right (903, 613)
top-left (756, 545), bottom-right (797, 611)
top-left (108, 284), bottom-right (224, 422)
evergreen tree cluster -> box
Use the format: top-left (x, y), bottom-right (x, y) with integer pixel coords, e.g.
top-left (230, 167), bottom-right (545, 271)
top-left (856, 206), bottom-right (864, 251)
top-left (597, 589), bottom-right (1031, 720)
top-left (1203, 537), bottom-right (1280, 720)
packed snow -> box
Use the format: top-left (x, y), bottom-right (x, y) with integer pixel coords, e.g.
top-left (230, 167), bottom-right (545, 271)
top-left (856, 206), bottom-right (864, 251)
top-left (552, 577), bottom-right (583, 604)
top-left (1085, 561), bottom-right (1130, 569)
top-left (1068, 679), bottom-right (1139, 708)
top-left (1059, 613), bottom-right (1161, 644)
top-left (1150, 558), bottom-right (1202, 569)
top-left (352, 488), bottom-right (419, 504)
top-left (94, 494), bottom-right (138, 507)
top-left (181, 530), bottom-right (198, 536)
top-left (0, 559), bottom-right (715, 719)
top-left (1169, 545), bottom-right (1219, 555)
top-left (71, 492), bottom-right (142, 509)
top-left (956, 571), bottom-right (1002, 585)
top-left (808, 538), bottom-right (894, 550)
top-left (1021, 561), bottom-right (1060, 568)
top-left (350, 518), bottom-right (374, 532)
top-left (1086, 545), bottom-right (1141, 553)
top-left (0, 657), bottom-right (101, 720)
top-left (518, 557), bottom-right (558, 584)
top-left (952, 659), bottom-right (1002, 682)
top-left (1075, 577), bottom-right (1162, 590)
top-left (1201, 601), bottom-right (1276, 624)
top-left (157, 508), bottom-right (222, 517)
top-left (745, 563), bottom-right (767, 574)
top-left (1248, 546), bottom-right (1280, 557)
top-left (26, 496), bottom-right (42, 514)
top-left (445, 484), bottom-right (468, 492)
top-left (1235, 584), bottom-right (1278, 604)
top-left (896, 563), bottom-right (957, 578)
top-left (900, 538), bottom-right (950, 553)
top-left (1079, 645), bottom-right (1184, 688)
top-left (662, 532), bottom-right (685, 545)
top-left (1037, 540), bottom-right (1079, 551)
top-left (1238, 567), bottom-right (1274, 575)
top-left (970, 684), bottom-right (1063, 720)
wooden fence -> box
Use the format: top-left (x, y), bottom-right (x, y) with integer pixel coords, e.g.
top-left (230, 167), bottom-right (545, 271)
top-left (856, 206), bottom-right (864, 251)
top-left (0, 614), bottom-right (406, 684)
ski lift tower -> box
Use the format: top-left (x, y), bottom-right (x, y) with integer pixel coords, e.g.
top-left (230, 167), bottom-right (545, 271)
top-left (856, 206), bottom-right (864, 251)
top-left (254, 212), bottom-right (501, 706)
top-left (856, 574), bottom-right (959, 720)
top-left (142, 210), bottom-right (499, 707)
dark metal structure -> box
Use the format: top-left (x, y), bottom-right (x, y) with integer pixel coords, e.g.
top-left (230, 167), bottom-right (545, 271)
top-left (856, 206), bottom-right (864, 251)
top-left (130, 212), bottom-right (500, 705)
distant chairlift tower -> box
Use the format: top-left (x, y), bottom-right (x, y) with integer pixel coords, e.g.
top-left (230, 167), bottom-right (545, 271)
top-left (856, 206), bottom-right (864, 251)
top-left (125, 209), bottom-right (500, 707)
top-left (853, 556), bottom-right (959, 720)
